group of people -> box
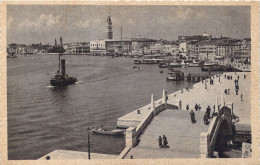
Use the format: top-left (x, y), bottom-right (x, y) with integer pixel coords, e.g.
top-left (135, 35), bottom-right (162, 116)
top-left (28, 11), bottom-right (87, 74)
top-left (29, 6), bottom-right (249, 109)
top-left (194, 103), bottom-right (201, 111)
top-left (186, 104), bottom-right (201, 111)
top-left (158, 135), bottom-right (169, 148)
top-left (187, 104), bottom-right (219, 125)
top-left (224, 89), bottom-right (230, 95)
top-left (225, 74), bottom-right (233, 80)
top-left (234, 78), bottom-right (240, 95)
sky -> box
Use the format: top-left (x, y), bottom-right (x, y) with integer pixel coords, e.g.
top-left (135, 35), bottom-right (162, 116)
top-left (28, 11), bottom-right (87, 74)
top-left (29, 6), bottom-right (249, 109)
top-left (7, 5), bottom-right (250, 45)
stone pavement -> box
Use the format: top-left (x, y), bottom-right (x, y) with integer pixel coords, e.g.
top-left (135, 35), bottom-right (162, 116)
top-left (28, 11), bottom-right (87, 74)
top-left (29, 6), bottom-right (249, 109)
top-left (38, 150), bottom-right (117, 160)
top-left (125, 110), bottom-right (209, 158)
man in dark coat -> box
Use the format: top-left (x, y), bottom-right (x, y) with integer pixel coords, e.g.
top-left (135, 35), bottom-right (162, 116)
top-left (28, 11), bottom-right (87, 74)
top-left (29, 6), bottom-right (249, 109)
top-left (158, 136), bottom-right (163, 148)
top-left (186, 105), bottom-right (189, 111)
top-left (163, 135), bottom-right (169, 148)
top-left (204, 112), bottom-right (209, 125)
top-left (206, 106), bottom-right (211, 118)
top-left (190, 110), bottom-right (196, 124)
top-left (195, 104), bottom-right (198, 111)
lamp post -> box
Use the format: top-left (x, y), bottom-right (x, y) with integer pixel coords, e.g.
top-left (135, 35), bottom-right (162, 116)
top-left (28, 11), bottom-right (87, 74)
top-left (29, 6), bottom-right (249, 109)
top-left (87, 128), bottom-right (91, 159)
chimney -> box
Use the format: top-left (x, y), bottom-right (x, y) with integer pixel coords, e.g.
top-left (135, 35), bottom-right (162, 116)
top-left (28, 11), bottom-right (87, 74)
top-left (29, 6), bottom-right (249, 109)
top-left (61, 59), bottom-right (65, 78)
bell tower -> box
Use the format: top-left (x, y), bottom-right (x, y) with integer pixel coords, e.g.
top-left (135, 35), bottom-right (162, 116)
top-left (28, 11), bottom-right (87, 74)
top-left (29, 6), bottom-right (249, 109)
top-left (106, 16), bottom-right (113, 39)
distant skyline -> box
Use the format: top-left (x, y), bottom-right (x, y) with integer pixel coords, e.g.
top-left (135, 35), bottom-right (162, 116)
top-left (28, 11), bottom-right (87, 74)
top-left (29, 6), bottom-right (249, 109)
top-left (7, 5), bottom-right (250, 45)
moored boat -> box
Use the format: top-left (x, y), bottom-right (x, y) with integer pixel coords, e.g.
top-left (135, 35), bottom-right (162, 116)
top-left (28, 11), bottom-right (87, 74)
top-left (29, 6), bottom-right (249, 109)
top-left (168, 61), bottom-right (182, 67)
top-left (159, 63), bottom-right (167, 68)
top-left (7, 52), bottom-right (17, 58)
top-left (167, 70), bottom-right (184, 81)
top-left (91, 127), bottom-right (125, 135)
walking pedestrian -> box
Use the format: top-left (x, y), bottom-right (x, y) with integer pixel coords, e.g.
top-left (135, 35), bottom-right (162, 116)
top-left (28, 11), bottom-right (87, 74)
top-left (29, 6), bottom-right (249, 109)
top-left (240, 94), bottom-right (243, 101)
top-left (244, 74), bottom-right (246, 79)
top-left (195, 104), bottom-right (198, 111)
top-left (163, 135), bottom-right (169, 148)
top-left (238, 75), bottom-right (239, 80)
top-left (204, 112), bottom-right (209, 125)
top-left (186, 105), bottom-right (189, 111)
top-left (158, 136), bottom-right (163, 148)
top-left (198, 104), bottom-right (201, 111)
top-left (190, 110), bottom-right (196, 124)
top-left (206, 106), bottom-right (211, 118)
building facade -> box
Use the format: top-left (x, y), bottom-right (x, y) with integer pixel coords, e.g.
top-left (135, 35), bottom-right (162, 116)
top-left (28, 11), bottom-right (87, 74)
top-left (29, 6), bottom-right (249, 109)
top-left (90, 40), bottom-right (106, 55)
top-left (64, 42), bottom-right (90, 54)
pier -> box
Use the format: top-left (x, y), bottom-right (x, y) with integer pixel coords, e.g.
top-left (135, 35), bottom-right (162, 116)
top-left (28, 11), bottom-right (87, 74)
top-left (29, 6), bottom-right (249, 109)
top-left (185, 74), bottom-right (211, 82)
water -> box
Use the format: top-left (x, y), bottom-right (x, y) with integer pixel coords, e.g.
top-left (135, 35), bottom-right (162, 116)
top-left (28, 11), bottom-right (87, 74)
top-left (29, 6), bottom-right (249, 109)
top-left (8, 55), bottom-right (209, 160)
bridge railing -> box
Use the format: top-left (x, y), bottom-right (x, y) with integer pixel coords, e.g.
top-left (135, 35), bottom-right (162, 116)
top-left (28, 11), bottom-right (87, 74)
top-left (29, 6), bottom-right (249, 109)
top-left (200, 105), bottom-right (233, 158)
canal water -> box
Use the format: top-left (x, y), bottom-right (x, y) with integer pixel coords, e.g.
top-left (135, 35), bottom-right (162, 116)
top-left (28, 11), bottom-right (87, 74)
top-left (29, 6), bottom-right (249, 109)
top-left (8, 55), bottom-right (213, 159)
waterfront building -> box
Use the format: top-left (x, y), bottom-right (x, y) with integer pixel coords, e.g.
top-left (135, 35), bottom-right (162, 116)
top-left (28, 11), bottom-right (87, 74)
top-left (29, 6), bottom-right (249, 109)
top-left (179, 41), bottom-right (197, 58)
top-left (150, 43), bottom-right (162, 53)
top-left (7, 43), bottom-right (52, 54)
top-left (64, 42), bottom-right (90, 54)
top-left (106, 16), bottom-right (113, 39)
top-left (90, 40), bottom-right (106, 55)
top-left (106, 39), bottom-right (132, 55)
top-left (131, 36), bottom-right (157, 52)
top-left (216, 40), bottom-right (238, 58)
top-left (240, 38), bottom-right (251, 59)
top-left (197, 40), bottom-right (218, 60)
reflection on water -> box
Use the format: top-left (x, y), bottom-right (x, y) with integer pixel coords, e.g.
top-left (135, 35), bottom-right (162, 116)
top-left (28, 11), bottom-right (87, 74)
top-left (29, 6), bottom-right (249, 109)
top-left (8, 55), bottom-right (210, 159)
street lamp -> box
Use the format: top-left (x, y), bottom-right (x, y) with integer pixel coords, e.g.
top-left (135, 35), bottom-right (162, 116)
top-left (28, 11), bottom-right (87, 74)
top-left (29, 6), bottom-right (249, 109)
top-left (87, 127), bottom-right (91, 159)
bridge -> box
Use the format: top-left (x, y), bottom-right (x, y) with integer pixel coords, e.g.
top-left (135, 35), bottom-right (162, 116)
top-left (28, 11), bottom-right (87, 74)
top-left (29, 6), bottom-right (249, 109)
top-left (118, 89), bottom-right (235, 159)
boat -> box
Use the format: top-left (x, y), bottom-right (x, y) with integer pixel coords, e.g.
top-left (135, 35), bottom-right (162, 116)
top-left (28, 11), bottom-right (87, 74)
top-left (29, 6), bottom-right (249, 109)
top-left (134, 59), bottom-right (142, 64)
top-left (168, 61), bottom-right (182, 67)
top-left (188, 60), bottom-right (200, 67)
top-left (91, 127), bottom-right (125, 136)
top-left (7, 52), bottom-right (17, 58)
top-left (133, 66), bottom-right (141, 69)
top-left (188, 63), bottom-right (199, 67)
top-left (50, 54), bottom-right (77, 87)
top-left (159, 63), bottom-right (167, 68)
top-left (214, 55), bottom-right (224, 60)
top-left (167, 70), bottom-right (184, 81)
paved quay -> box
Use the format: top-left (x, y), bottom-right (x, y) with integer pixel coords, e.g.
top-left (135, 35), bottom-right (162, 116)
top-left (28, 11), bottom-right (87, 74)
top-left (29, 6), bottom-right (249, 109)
top-left (38, 150), bottom-right (117, 159)
top-left (167, 72), bottom-right (250, 125)
top-left (124, 72), bottom-right (250, 159)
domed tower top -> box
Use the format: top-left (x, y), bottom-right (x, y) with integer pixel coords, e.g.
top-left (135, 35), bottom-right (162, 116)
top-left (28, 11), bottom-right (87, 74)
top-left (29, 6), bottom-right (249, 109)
top-left (106, 16), bottom-right (113, 39)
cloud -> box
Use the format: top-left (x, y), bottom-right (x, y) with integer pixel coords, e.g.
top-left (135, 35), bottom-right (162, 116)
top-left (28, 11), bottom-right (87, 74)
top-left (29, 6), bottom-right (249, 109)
top-left (77, 19), bottom-right (90, 28)
top-left (170, 7), bottom-right (206, 24)
top-left (17, 14), bottom-right (61, 31)
top-left (7, 17), bottom-right (15, 28)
